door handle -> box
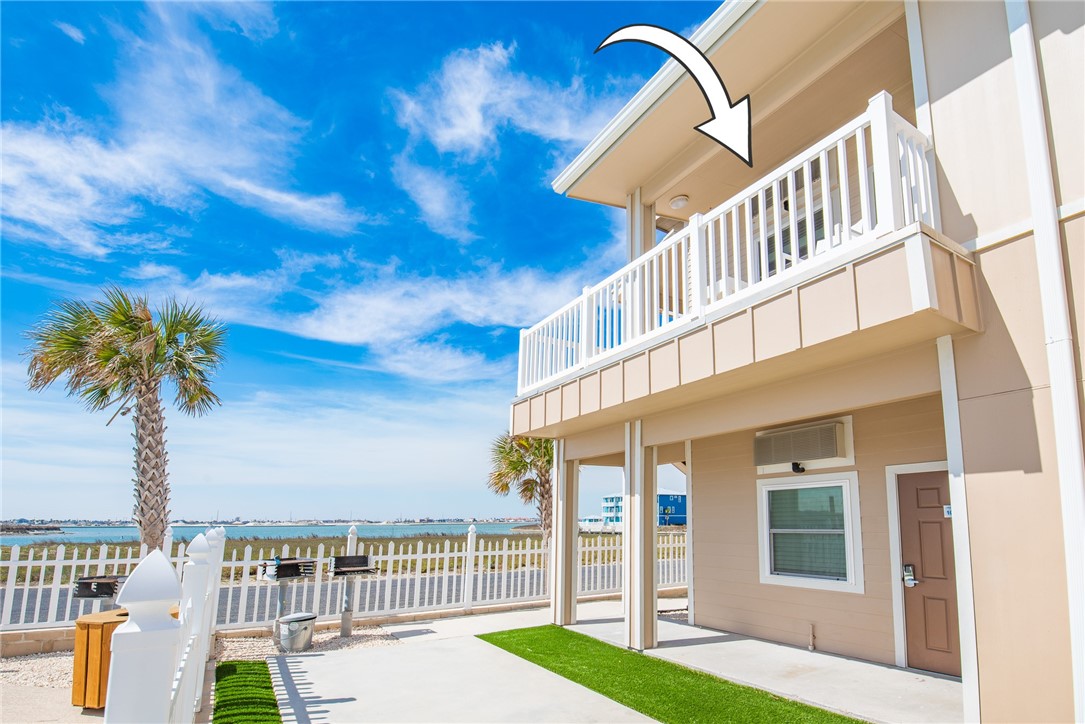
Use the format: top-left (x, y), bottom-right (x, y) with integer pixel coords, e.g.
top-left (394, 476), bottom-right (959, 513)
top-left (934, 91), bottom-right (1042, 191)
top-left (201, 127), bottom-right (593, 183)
top-left (903, 563), bottom-right (921, 587)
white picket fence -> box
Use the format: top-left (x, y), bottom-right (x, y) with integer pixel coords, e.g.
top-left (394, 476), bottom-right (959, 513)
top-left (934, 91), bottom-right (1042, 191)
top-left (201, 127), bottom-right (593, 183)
top-left (0, 527), bottom-right (687, 632)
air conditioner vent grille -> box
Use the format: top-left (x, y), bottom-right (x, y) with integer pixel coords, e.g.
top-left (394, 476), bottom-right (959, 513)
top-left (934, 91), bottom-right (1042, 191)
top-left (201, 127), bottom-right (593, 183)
top-left (754, 422), bottom-right (845, 466)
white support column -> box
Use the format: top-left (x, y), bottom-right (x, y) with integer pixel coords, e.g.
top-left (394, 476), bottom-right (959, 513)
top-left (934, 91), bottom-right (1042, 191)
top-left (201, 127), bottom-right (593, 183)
top-left (622, 421), bottom-right (657, 650)
top-left (1004, 5), bottom-right (1085, 720)
top-left (551, 439), bottom-right (578, 625)
top-left (627, 188), bottom-right (656, 262)
top-left (903, 0), bottom-right (942, 231)
top-left (937, 336), bottom-right (981, 723)
top-left (867, 91), bottom-right (905, 236)
top-left (684, 439), bottom-right (695, 626)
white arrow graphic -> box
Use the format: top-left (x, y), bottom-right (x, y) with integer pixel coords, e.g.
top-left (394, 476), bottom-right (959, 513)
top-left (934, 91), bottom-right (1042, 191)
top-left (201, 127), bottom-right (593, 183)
top-left (597, 24), bottom-right (752, 167)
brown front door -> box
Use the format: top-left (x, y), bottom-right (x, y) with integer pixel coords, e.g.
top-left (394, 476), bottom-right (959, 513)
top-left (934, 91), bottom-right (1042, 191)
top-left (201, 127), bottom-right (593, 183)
top-left (898, 471), bottom-right (961, 676)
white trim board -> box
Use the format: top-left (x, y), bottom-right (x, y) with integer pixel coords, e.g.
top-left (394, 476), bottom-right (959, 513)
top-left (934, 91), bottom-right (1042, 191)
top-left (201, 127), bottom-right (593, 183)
top-left (937, 335), bottom-right (980, 722)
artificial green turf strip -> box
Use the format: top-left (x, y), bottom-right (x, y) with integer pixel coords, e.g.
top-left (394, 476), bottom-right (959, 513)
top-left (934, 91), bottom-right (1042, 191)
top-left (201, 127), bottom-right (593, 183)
top-left (478, 625), bottom-right (859, 724)
top-left (213, 660), bottom-right (283, 724)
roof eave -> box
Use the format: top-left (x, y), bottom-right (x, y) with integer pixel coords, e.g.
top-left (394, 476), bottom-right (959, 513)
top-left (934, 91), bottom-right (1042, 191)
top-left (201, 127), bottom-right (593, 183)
top-left (551, 0), bottom-right (764, 197)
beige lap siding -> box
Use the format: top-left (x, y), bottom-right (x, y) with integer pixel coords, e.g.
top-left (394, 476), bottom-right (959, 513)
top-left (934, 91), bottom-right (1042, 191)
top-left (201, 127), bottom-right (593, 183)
top-left (690, 394), bottom-right (947, 665)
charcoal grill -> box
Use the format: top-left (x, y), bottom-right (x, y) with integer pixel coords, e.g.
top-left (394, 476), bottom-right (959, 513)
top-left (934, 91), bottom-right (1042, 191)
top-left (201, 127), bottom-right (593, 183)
top-left (259, 558), bottom-right (317, 648)
top-left (73, 575), bottom-right (127, 611)
top-left (330, 555), bottom-right (377, 637)
top-left (260, 558), bottom-right (316, 581)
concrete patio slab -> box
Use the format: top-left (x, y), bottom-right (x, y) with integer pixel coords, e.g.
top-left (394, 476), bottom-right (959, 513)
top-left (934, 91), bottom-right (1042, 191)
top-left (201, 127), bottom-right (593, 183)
top-left (569, 613), bottom-right (962, 724)
top-left (0, 684), bottom-right (103, 723)
top-left (269, 632), bottom-right (650, 723)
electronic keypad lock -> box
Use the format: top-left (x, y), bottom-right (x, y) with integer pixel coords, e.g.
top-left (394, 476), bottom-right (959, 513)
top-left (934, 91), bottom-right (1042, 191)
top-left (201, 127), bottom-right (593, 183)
top-left (903, 564), bottom-right (920, 587)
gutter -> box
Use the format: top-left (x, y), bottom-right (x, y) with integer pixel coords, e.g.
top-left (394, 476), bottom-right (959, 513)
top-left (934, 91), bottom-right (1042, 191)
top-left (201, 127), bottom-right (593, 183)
top-left (551, 0), bottom-right (763, 196)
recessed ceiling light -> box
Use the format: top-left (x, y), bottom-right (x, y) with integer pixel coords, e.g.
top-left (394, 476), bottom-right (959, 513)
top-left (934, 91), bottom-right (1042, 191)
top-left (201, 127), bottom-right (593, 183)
top-left (669, 195), bottom-right (689, 210)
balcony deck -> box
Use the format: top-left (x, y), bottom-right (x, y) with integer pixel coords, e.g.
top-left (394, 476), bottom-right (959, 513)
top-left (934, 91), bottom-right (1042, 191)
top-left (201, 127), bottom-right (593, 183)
top-left (512, 93), bottom-right (980, 437)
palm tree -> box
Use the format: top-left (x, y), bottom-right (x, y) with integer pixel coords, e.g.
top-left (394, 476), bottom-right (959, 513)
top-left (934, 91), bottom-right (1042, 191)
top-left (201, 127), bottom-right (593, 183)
top-left (487, 433), bottom-right (554, 540)
top-left (26, 287), bottom-right (226, 550)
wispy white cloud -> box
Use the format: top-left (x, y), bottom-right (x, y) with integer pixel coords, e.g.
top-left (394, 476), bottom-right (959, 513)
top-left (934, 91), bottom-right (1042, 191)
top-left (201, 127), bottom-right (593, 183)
top-left (390, 154), bottom-right (476, 243)
top-left (2, 5), bottom-right (370, 258)
top-left (387, 41), bottom-right (636, 243)
top-left (392, 41), bottom-right (625, 162)
top-left (188, 2), bottom-right (279, 41)
top-left (53, 21), bottom-right (85, 44)
top-left (114, 251), bottom-right (592, 383)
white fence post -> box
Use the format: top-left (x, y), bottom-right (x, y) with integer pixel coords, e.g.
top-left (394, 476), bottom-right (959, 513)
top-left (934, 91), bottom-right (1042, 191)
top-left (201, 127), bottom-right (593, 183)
top-left (103, 550), bottom-right (181, 723)
top-left (161, 526), bottom-right (174, 558)
top-left (462, 525), bottom-right (477, 613)
top-left (867, 91), bottom-right (904, 236)
top-left (195, 528), bottom-right (226, 711)
top-left (346, 525), bottom-right (358, 557)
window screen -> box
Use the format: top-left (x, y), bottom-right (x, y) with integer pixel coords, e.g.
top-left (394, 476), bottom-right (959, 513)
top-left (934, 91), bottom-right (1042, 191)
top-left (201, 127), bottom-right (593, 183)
top-left (768, 485), bottom-right (847, 580)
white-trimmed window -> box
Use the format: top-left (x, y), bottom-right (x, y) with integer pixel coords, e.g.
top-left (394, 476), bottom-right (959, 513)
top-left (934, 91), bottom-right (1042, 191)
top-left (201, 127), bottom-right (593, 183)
top-left (757, 472), bottom-right (864, 594)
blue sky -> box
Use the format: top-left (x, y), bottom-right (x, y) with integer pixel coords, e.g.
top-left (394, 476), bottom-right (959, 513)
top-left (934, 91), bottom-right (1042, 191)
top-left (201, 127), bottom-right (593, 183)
top-left (1, 2), bottom-right (707, 522)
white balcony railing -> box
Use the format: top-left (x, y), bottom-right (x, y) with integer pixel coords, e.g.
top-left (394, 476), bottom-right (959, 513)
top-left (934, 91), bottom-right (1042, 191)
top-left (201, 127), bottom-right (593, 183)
top-left (517, 91), bottom-right (936, 395)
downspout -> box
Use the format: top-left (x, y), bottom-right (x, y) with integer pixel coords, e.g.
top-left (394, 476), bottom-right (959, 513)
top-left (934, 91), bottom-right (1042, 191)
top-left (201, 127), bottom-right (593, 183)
top-left (1004, 2), bottom-right (1085, 720)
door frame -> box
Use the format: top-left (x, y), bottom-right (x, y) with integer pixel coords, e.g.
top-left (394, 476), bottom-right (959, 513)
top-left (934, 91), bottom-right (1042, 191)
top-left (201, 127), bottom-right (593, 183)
top-left (886, 461), bottom-right (957, 670)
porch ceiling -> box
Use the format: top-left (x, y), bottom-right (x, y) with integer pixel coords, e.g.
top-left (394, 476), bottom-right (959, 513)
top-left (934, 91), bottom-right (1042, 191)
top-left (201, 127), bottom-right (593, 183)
top-left (565, 1), bottom-right (909, 215)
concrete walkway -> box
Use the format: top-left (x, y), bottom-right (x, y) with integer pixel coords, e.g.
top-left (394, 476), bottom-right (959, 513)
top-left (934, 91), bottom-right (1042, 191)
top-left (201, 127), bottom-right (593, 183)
top-left (570, 605), bottom-right (963, 724)
top-left (0, 685), bottom-right (103, 724)
top-left (271, 605), bottom-right (650, 723)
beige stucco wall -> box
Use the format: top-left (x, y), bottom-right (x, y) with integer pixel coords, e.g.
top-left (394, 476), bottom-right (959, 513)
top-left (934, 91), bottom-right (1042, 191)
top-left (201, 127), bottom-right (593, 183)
top-left (1033, 0), bottom-right (1085, 209)
top-left (946, 224), bottom-right (1081, 722)
top-left (920, 0), bottom-right (1032, 243)
top-left (690, 394), bottom-right (946, 664)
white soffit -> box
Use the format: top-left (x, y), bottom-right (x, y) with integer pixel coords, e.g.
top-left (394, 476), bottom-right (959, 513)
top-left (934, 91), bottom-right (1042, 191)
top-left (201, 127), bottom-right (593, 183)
top-left (551, 0), bottom-right (763, 197)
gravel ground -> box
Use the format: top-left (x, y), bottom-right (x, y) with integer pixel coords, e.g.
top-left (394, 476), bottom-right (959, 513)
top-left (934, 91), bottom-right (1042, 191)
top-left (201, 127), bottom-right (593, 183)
top-left (0, 651), bottom-right (77, 689)
top-left (0, 625), bottom-right (400, 689)
top-left (215, 625), bottom-right (399, 661)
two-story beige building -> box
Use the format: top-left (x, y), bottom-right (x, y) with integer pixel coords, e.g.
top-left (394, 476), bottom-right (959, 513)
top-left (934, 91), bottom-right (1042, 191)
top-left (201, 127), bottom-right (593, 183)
top-left (510, 1), bottom-right (1083, 721)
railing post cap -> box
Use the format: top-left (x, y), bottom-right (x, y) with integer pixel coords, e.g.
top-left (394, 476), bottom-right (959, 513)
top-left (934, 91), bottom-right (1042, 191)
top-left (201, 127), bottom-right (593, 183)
top-left (186, 533), bottom-right (210, 560)
top-left (868, 90), bottom-right (893, 106)
top-left (116, 549), bottom-right (181, 606)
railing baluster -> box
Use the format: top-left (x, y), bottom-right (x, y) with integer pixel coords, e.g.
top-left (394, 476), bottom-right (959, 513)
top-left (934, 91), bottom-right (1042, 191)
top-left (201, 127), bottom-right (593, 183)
top-left (838, 136), bottom-right (852, 241)
top-left (772, 179), bottom-right (784, 278)
top-left (820, 149), bottom-right (834, 250)
top-left (731, 205), bottom-right (741, 291)
top-left (744, 200), bottom-right (755, 289)
top-left (788, 169), bottom-right (799, 268)
top-left (757, 189), bottom-right (768, 284)
top-left (803, 160), bottom-right (816, 259)
top-left (858, 124), bottom-right (873, 233)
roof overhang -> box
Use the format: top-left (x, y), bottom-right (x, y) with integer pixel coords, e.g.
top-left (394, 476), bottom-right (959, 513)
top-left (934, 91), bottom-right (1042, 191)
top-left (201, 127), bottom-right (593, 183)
top-left (553, 1), bottom-right (907, 214)
top-left (552, 0), bottom-right (762, 198)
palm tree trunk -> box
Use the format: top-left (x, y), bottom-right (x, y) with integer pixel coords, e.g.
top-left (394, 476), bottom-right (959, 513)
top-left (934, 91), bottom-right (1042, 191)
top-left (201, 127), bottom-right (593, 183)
top-left (132, 380), bottom-right (171, 550)
top-left (537, 478), bottom-right (553, 541)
